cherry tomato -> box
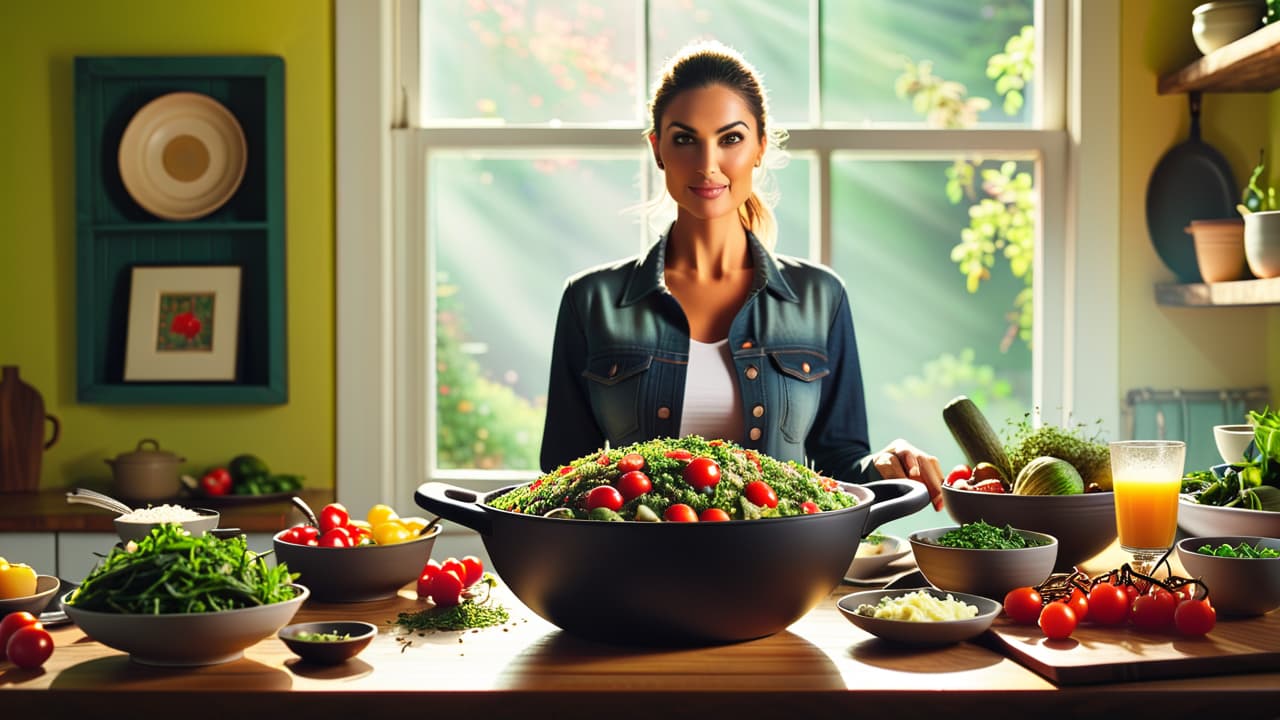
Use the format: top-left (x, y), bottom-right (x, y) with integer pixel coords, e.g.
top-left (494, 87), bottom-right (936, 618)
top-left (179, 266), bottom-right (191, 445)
top-left (1172, 584), bottom-right (1196, 605)
top-left (0, 611), bottom-right (40, 662)
top-left (616, 471), bottom-right (653, 501)
top-left (460, 555), bottom-right (485, 587)
top-left (585, 485), bottom-right (624, 512)
top-left (441, 557), bottom-right (468, 585)
top-left (1130, 589), bottom-right (1176, 630)
top-left (428, 569), bottom-right (464, 607)
top-left (944, 464), bottom-right (972, 486)
top-left (1038, 601), bottom-right (1078, 640)
top-left (616, 453), bottom-right (646, 473)
top-left (319, 503), bottom-right (351, 534)
top-left (663, 503), bottom-right (698, 522)
top-left (1003, 586), bottom-right (1044, 624)
top-left (683, 457), bottom-right (721, 492)
top-left (1065, 587), bottom-right (1089, 622)
top-left (799, 501), bottom-right (820, 514)
top-left (6, 625), bottom-right (53, 669)
top-left (199, 467), bottom-right (233, 497)
top-left (1123, 582), bottom-right (1140, 605)
top-left (416, 560), bottom-right (441, 598)
top-left (698, 508), bottom-right (731, 522)
top-left (1086, 582), bottom-right (1130, 625)
top-left (744, 480), bottom-right (779, 508)
top-left (318, 527), bottom-right (353, 548)
top-left (1174, 598), bottom-right (1216, 636)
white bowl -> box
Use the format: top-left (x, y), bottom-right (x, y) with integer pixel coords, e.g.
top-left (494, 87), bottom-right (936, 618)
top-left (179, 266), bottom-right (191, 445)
top-left (1244, 210), bottom-right (1280, 279)
top-left (910, 526), bottom-right (1058, 600)
top-left (836, 588), bottom-right (1001, 646)
top-left (1176, 536), bottom-right (1280, 616)
top-left (1213, 424), bottom-right (1255, 464)
top-left (845, 534), bottom-right (909, 580)
top-left (1192, 0), bottom-right (1264, 55)
top-left (1178, 495), bottom-right (1280, 537)
top-left (0, 575), bottom-right (60, 617)
top-left (63, 584), bottom-right (309, 666)
top-left (114, 507), bottom-right (220, 543)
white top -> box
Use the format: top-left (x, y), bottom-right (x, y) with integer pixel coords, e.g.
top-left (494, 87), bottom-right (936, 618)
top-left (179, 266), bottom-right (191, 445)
top-left (679, 338), bottom-right (744, 443)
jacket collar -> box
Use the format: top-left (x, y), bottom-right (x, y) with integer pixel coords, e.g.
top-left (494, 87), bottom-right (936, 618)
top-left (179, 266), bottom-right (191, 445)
top-left (619, 229), bottom-right (799, 306)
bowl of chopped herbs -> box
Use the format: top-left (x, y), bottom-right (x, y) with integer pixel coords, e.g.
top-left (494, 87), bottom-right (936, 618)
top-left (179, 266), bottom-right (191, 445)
top-left (910, 522), bottom-right (1058, 601)
top-left (278, 621), bottom-right (377, 664)
top-left (1176, 535), bottom-right (1280, 617)
top-left (63, 524), bottom-right (306, 666)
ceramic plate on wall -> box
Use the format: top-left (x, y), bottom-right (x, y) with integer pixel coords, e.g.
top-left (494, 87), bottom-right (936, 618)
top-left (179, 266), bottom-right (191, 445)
top-left (118, 92), bottom-right (247, 221)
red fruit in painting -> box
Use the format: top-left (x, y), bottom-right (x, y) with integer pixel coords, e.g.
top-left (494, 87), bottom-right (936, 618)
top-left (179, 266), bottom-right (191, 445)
top-left (171, 311), bottom-right (202, 340)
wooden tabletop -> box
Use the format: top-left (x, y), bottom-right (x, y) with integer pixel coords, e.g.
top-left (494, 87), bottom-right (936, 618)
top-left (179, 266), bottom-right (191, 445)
top-left (3, 577), bottom-right (1277, 718)
top-left (0, 487), bottom-right (334, 532)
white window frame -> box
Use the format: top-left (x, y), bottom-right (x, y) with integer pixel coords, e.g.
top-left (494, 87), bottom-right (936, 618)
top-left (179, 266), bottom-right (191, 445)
top-left (335, 0), bottom-right (1119, 513)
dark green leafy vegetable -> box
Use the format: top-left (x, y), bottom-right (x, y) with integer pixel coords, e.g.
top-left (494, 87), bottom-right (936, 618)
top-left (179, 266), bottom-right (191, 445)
top-left (1196, 542), bottom-right (1279, 559)
top-left (68, 524), bottom-right (298, 614)
top-left (933, 521), bottom-right (1047, 549)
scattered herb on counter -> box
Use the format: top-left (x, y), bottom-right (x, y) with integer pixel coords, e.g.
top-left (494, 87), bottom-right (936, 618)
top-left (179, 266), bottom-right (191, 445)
top-left (1196, 542), bottom-right (1279, 559)
top-left (395, 601), bottom-right (511, 635)
top-left (68, 524), bottom-right (298, 614)
top-left (934, 521), bottom-right (1047, 550)
top-left (294, 631), bottom-right (352, 642)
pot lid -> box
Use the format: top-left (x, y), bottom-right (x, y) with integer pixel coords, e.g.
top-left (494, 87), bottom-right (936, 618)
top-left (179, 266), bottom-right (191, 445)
top-left (112, 438), bottom-right (183, 465)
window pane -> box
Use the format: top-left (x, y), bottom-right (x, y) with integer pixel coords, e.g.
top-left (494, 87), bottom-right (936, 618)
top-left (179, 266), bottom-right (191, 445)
top-left (647, 0), bottom-right (811, 126)
top-left (421, 0), bottom-right (642, 124)
top-left (822, 0), bottom-right (1036, 127)
top-left (430, 153), bottom-right (646, 469)
top-left (770, 154), bottom-right (811, 259)
top-left (829, 156), bottom-right (1035, 472)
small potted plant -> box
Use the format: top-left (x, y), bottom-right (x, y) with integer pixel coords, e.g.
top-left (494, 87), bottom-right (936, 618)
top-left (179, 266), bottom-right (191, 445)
top-left (1240, 149), bottom-right (1280, 279)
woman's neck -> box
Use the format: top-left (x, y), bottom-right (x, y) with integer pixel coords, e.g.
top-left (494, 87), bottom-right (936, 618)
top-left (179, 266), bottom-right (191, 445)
top-left (665, 214), bottom-right (752, 280)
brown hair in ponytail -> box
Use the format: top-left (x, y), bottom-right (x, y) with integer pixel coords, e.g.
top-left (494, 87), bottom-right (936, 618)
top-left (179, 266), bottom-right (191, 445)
top-left (646, 41), bottom-right (787, 250)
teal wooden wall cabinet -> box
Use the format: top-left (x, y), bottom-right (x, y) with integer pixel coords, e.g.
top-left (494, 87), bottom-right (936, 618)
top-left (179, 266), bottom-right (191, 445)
top-left (75, 56), bottom-right (287, 404)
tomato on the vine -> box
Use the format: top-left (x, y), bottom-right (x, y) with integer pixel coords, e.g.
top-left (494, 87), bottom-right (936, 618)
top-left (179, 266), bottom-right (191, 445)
top-left (427, 569), bottom-right (464, 607)
top-left (1038, 601), bottom-right (1078, 640)
top-left (460, 555), bottom-right (485, 587)
top-left (1086, 582), bottom-right (1130, 625)
top-left (744, 480), bottom-right (779, 508)
top-left (441, 557), bottom-right (468, 585)
top-left (1003, 586), bottom-right (1044, 625)
top-left (1065, 587), bottom-right (1089, 623)
top-left (1130, 588), bottom-right (1177, 630)
top-left (1174, 598), bottom-right (1216, 636)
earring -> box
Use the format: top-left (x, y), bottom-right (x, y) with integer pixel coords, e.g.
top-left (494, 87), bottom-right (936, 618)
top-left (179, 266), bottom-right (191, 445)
top-left (656, 160), bottom-right (664, 169)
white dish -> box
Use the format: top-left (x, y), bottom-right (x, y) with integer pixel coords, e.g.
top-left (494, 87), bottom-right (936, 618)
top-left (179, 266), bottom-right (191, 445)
top-left (118, 92), bottom-right (247, 221)
top-left (0, 575), bottom-right (60, 617)
top-left (845, 534), bottom-right (909, 580)
top-left (836, 588), bottom-right (1000, 646)
top-left (1178, 495), bottom-right (1280, 538)
top-left (62, 584), bottom-right (308, 666)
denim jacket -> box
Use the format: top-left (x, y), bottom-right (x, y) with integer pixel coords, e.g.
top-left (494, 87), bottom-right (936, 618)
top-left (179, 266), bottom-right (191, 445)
top-left (540, 231), bottom-right (878, 484)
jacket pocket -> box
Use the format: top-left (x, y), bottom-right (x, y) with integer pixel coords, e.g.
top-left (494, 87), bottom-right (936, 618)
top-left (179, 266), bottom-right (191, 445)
top-left (768, 350), bottom-right (829, 443)
top-left (583, 353), bottom-right (653, 440)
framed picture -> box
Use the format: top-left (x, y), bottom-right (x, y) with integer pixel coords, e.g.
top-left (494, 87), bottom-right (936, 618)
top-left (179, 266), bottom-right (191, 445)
top-left (124, 266), bottom-right (241, 381)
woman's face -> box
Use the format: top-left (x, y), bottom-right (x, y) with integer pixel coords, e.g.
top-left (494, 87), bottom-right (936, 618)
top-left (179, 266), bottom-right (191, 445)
top-left (651, 84), bottom-right (765, 223)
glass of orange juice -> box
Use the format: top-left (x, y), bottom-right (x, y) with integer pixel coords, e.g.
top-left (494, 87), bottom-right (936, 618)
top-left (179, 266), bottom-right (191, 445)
top-left (1109, 440), bottom-right (1186, 574)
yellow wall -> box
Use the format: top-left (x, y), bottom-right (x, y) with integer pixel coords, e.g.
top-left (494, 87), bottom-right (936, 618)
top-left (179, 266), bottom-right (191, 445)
top-left (1120, 0), bottom-right (1277, 407)
top-left (0, 1), bottom-right (334, 489)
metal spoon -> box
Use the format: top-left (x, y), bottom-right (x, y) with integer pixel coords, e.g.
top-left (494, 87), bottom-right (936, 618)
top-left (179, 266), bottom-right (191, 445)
top-left (290, 495), bottom-right (320, 527)
top-left (66, 488), bottom-right (134, 516)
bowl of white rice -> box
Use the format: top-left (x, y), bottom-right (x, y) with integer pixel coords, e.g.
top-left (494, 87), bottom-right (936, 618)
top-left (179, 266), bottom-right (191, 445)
top-left (114, 504), bottom-right (220, 543)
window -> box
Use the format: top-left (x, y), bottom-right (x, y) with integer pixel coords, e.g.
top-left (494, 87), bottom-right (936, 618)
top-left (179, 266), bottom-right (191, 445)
top-left (335, 0), bottom-right (1120, 527)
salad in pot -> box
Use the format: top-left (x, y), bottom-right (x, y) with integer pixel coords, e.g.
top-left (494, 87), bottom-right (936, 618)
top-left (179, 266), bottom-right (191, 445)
top-left (490, 435), bottom-right (857, 522)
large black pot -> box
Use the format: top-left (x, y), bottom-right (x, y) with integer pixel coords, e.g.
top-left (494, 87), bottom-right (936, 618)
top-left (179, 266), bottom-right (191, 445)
top-left (415, 479), bottom-right (929, 646)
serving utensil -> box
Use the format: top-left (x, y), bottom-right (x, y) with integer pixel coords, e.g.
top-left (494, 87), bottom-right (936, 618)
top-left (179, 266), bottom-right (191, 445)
top-left (66, 487), bottom-right (134, 515)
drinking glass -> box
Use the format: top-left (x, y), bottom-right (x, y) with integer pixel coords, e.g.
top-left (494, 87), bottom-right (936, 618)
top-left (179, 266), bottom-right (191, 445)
top-left (1109, 440), bottom-right (1186, 575)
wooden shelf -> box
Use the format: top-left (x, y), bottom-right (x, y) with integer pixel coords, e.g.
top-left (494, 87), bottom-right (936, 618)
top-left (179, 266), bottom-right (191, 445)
top-left (1155, 276), bottom-right (1280, 306)
top-left (1159, 22), bottom-right (1280, 94)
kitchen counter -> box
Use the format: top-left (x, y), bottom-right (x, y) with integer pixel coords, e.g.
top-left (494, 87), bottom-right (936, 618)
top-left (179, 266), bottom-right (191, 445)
top-left (0, 487), bottom-right (334, 532)
top-left (3, 579), bottom-right (1276, 719)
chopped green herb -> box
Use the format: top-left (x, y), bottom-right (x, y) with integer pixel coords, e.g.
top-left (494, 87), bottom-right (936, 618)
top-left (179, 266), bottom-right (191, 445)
top-left (934, 521), bottom-right (1046, 550)
top-left (293, 631), bottom-right (352, 642)
top-left (863, 531), bottom-right (887, 545)
top-left (395, 600), bottom-right (510, 633)
top-left (1196, 541), bottom-right (1279, 559)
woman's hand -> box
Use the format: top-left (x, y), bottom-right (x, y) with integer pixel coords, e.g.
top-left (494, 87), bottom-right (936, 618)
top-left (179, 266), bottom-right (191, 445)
top-left (871, 439), bottom-right (944, 511)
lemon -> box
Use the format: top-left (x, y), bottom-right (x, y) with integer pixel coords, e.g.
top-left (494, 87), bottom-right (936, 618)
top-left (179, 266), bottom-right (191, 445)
top-left (367, 503), bottom-right (399, 527)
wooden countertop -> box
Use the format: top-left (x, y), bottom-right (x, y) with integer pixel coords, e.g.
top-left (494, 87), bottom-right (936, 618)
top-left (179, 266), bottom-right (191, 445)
top-left (0, 487), bottom-right (334, 532)
top-left (2, 580), bottom-right (1277, 718)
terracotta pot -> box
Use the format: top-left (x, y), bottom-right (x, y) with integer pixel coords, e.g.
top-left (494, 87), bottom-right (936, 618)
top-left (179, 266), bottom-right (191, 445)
top-left (1186, 219), bottom-right (1248, 283)
top-left (106, 438), bottom-right (185, 502)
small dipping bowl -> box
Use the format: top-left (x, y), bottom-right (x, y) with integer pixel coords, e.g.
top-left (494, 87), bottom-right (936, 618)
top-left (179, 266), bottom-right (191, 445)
top-left (0, 575), bottom-right (61, 617)
top-left (278, 621), bottom-right (378, 664)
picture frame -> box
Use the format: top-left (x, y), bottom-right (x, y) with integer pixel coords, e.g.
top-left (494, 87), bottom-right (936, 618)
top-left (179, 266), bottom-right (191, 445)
top-left (124, 266), bottom-right (241, 382)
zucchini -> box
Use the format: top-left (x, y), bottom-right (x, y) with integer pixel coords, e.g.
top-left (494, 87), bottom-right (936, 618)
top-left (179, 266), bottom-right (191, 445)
top-left (942, 396), bottom-right (1014, 483)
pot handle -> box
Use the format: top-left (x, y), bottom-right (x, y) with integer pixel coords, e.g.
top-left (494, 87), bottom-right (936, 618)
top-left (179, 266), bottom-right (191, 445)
top-left (415, 482), bottom-right (492, 536)
top-left (861, 479), bottom-right (930, 535)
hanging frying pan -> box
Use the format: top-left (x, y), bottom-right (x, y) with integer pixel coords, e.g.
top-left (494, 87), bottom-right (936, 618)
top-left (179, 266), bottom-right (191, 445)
top-left (1145, 93), bottom-right (1239, 283)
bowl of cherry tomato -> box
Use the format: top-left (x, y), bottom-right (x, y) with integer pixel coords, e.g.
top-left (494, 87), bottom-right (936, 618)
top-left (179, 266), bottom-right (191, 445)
top-left (272, 502), bottom-right (441, 602)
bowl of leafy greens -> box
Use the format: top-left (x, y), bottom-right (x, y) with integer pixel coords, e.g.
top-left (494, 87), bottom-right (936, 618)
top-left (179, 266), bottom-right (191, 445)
top-left (910, 522), bottom-right (1057, 601)
top-left (63, 524), bottom-right (306, 666)
top-left (1175, 535), bottom-right (1280, 616)
top-left (1179, 408), bottom-right (1280, 538)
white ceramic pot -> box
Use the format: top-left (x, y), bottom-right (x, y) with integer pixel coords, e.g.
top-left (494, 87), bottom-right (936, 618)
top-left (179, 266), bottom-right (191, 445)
top-left (1192, 0), bottom-right (1264, 55)
top-left (1243, 210), bottom-right (1280, 279)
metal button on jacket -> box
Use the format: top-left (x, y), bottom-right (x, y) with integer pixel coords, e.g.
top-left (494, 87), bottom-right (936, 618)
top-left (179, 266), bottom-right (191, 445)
top-left (745, 366), bottom-right (759, 380)
top-left (749, 427), bottom-right (763, 441)
top-left (657, 406), bottom-right (671, 419)
top-left (752, 405), bottom-right (765, 418)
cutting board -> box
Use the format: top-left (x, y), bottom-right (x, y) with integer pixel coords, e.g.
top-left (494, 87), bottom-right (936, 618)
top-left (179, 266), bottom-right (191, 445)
top-left (0, 366), bottom-right (59, 492)
top-left (982, 610), bottom-right (1280, 685)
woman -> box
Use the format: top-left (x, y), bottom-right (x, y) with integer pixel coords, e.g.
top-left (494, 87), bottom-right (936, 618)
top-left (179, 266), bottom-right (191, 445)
top-left (539, 41), bottom-right (944, 510)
